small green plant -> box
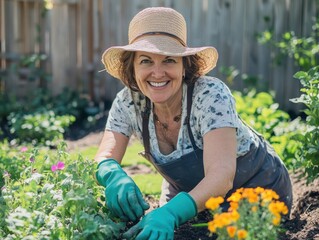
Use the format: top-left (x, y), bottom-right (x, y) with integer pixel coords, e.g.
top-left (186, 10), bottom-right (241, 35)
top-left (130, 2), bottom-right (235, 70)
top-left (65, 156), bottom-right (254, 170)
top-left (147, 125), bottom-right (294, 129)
top-left (8, 110), bottom-right (75, 146)
top-left (196, 188), bottom-right (288, 240)
top-left (234, 90), bottom-right (290, 139)
top-left (290, 66), bottom-right (319, 183)
top-left (1, 88), bottom-right (91, 145)
top-left (0, 142), bottom-right (124, 239)
top-left (234, 90), bottom-right (301, 169)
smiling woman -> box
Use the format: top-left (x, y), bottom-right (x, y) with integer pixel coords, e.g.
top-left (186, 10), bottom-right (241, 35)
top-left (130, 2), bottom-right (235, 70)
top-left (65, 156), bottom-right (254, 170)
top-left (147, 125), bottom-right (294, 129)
top-left (133, 52), bottom-right (184, 106)
top-left (94, 7), bottom-right (293, 240)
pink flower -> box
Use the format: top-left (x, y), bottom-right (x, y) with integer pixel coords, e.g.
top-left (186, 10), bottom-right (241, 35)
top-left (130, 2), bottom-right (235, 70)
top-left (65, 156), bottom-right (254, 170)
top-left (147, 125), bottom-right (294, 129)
top-left (21, 146), bottom-right (28, 152)
top-left (51, 162), bottom-right (65, 172)
top-left (51, 165), bottom-right (58, 172)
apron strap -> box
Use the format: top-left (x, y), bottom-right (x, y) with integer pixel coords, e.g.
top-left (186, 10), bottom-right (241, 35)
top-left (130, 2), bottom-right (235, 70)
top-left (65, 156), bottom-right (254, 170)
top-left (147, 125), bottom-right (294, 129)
top-left (142, 97), bottom-right (152, 158)
top-left (141, 84), bottom-right (197, 158)
top-left (184, 84), bottom-right (197, 149)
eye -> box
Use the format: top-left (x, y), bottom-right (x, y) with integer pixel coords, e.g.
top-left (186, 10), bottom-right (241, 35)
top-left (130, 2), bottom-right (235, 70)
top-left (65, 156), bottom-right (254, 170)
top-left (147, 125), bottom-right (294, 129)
top-left (140, 59), bottom-right (152, 64)
top-left (164, 58), bottom-right (177, 63)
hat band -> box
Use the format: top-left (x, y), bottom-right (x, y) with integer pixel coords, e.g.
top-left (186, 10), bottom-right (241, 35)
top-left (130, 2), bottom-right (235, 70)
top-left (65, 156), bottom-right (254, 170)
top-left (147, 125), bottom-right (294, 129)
top-left (130, 31), bottom-right (186, 46)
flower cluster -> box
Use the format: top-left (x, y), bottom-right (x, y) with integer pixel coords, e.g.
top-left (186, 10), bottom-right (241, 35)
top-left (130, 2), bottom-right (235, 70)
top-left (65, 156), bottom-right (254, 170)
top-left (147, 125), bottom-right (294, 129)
top-left (205, 187), bottom-right (289, 240)
top-left (51, 161), bottom-right (65, 172)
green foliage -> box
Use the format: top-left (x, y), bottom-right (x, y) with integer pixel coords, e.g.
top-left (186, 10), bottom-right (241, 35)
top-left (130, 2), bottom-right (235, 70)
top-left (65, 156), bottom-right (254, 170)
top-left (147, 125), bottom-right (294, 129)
top-left (234, 90), bottom-right (302, 169)
top-left (1, 88), bottom-right (91, 146)
top-left (20, 88), bottom-right (90, 119)
top-left (0, 94), bottom-right (20, 121)
top-left (290, 66), bottom-right (319, 183)
top-left (8, 111), bottom-right (75, 146)
top-left (258, 17), bottom-right (319, 70)
top-left (0, 142), bottom-right (124, 239)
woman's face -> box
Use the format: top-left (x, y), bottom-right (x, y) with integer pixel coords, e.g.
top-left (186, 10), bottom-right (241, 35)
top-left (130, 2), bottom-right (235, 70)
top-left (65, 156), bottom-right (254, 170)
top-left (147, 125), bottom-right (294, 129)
top-left (133, 51), bottom-right (184, 104)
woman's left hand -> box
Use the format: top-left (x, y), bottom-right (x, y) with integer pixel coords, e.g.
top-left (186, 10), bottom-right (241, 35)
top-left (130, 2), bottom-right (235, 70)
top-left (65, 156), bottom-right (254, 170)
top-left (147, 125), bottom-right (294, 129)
top-left (122, 192), bottom-right (197, 240)
top-left (123, 207), bottom-right (175, 240)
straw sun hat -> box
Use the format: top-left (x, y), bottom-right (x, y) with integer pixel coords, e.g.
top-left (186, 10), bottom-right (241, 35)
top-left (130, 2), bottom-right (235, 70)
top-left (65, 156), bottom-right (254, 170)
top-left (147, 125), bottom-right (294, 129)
top-left (101, 7), bottom-right (218, 80)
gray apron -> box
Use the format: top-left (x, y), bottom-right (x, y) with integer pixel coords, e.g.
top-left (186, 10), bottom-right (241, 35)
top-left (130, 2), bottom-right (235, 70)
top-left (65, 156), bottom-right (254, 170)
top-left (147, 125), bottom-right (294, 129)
top-left (141, 84), bottom-right (292, 211)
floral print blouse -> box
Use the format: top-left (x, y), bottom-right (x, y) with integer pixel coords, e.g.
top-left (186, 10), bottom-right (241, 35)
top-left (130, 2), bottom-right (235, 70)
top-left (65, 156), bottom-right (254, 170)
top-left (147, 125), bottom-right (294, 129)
top-left (106, 76), bottom-right (258, 164)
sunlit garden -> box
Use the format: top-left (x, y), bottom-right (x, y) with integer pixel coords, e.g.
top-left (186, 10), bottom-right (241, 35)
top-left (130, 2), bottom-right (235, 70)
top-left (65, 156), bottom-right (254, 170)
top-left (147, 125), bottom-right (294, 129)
top-left (1, 1), bottom-right (319, 240)
top-left (1, 64), bottom-right (318, 239)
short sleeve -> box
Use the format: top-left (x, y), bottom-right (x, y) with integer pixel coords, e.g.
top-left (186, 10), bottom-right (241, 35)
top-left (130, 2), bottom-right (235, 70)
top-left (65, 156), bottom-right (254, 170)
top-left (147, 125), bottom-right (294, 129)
top-left (105, 88), bottom-right (134, 138)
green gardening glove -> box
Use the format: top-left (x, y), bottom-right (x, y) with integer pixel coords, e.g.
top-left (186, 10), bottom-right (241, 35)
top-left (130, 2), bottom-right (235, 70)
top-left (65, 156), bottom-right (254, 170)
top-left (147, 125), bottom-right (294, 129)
top-left (122, 192), bottom-right (197, 240)
top-left (96, 159), bottom-right (150, 222)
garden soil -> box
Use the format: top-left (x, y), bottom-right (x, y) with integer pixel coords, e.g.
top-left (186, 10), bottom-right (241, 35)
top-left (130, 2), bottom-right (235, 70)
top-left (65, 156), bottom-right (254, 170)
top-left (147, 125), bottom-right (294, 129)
top-left (66, 125), bottom-right (319, 240)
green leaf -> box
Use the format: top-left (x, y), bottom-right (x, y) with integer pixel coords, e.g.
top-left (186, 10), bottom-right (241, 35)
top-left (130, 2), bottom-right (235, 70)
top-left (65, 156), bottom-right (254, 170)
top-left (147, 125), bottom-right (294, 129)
top-left (293, 71), bottom-right (307, 79)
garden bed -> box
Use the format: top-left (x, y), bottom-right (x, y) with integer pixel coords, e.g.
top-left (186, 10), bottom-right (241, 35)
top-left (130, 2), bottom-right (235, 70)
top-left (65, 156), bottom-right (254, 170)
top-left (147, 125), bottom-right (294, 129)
top-left (67, 131), bottom-right (319, 240)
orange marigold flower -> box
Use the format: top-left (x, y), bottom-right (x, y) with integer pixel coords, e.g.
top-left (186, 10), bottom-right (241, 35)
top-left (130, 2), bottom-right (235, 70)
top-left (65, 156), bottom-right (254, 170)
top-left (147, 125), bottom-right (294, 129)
top-left (208, 220), bottom-right (217, 233)
top-left (261, 189), bottom-right (279, 202)
top-left (205, 196), bottom-right (224, 210)
top-left (272, 214), bottom-right (281, 226)
top-left (242, 188), bottom-right (254, 197)
top-left (227, 226), bottom-right (237, 238)
top-left (248, 193), bottom-right (259, 203)
top-left (241, 188), bottom-right (259, 203)
top-left (254, 186), bottom-right (265, 194)
top-left (213, 212), bottom-right (232, 228)
top-left (227, 192), bottom-right (242, 203)
top-left (269, 201), bottom-right (289, 215)
top-left (229, 210), bottom-right (240, 221)
top-left (237, 229), bottom-right (248, 239)
top-left (229, 201), bottom-right (239, 211)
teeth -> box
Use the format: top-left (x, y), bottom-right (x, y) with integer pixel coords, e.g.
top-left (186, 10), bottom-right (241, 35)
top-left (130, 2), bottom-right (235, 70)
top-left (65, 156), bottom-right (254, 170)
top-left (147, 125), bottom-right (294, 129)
top-left (149, 81), bottom-right (168, 87)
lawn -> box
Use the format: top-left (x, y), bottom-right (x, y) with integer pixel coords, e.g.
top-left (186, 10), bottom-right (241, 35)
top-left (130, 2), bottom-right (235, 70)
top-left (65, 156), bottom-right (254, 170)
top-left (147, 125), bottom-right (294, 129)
top-left (73, 140), bottom-right (162, 198)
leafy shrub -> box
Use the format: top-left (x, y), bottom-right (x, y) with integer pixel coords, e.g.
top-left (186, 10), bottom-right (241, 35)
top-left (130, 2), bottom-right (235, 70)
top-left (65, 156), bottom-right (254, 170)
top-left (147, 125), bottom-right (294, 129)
top-left (8, 110), bottom-right (75, 146)
top-left (1, 88), bottom-right (92, 145)
top-left (27, 88), bottom-right (90, 120)
top-left (0, 142), bottom-right (124, 239)
top-left (290, 66), bottom-right (319, 183)
top-left (234, 90), bottom-right (302, 169)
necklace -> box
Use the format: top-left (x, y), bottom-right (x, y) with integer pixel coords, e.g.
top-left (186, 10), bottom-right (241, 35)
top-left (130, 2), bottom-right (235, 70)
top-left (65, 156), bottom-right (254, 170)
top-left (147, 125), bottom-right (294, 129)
top-left (153, 112), bottom-right (182, 131)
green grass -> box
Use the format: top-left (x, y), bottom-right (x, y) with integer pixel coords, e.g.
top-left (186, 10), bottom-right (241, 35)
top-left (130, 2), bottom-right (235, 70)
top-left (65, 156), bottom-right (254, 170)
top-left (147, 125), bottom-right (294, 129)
top-left (121, 141), bottom-right (153, 167)
top-left (122, 141), bottom-right (162, 197)
top-left (71, 140), bottom-right (162, 197)
top-left (132, 174), bottom-right (162, 197)
top-left (70, 146), bottom-right (98, 160)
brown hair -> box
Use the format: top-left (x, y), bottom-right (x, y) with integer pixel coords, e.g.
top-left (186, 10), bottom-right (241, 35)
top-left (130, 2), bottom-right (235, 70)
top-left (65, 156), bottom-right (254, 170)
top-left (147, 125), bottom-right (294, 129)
top-left (119, 51), bottom-right (205, 92)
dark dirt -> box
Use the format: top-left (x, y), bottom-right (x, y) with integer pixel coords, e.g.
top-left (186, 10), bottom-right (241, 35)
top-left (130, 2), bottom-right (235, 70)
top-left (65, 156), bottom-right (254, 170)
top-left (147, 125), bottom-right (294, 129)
top-left (66, 128), bottom-right (319, 240)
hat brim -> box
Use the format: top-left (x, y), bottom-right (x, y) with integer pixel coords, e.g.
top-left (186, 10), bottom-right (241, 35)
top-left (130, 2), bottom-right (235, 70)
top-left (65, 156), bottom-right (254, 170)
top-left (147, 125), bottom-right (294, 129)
top-left (102, 36), bottom-right (218, 80)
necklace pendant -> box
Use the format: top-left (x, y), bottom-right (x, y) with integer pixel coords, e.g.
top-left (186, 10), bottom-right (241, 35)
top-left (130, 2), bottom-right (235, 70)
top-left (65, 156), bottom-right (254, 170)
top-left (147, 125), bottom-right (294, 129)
top-left (173, 114), bottom-right (182, 122)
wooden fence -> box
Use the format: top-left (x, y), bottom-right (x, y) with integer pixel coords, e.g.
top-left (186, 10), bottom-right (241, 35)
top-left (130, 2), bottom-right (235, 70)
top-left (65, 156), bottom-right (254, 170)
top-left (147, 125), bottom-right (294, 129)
top-left (1, 0), bottom-right (318, 114)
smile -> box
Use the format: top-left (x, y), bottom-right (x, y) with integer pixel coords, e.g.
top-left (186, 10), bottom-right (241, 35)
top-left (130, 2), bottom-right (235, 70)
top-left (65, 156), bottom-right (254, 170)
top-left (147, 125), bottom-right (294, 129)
top-left (148, 81), bottom-right (169, 87)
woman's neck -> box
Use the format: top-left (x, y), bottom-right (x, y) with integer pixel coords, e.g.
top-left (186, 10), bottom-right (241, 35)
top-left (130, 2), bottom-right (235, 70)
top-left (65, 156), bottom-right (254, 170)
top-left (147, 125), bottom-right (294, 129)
top-left (153, 88), bottom-right (183, 120)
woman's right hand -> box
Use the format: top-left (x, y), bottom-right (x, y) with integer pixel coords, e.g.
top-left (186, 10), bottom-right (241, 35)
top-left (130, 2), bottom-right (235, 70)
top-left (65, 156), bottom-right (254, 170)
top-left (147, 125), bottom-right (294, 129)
top-left (96, 159), bottom-right (150, 221)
